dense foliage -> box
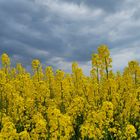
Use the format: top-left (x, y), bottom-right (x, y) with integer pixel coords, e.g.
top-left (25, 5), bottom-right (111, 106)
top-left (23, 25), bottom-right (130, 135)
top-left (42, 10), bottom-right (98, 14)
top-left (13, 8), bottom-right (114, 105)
top-left (0, 45), bottom-right (140, 140)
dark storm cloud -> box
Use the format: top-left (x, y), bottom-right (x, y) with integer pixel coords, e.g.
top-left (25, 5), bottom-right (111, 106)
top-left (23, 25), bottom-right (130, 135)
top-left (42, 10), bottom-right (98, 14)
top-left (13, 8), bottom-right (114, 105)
top-left (0, 0), bottom-right (140, 74)
top-left (0, 0), bottom-right (68, 66)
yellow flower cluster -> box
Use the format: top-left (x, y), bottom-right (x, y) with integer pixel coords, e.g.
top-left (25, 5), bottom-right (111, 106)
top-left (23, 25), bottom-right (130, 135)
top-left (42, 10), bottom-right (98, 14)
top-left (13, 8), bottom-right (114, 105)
top-left (0, 45), bottom-right (139, 139)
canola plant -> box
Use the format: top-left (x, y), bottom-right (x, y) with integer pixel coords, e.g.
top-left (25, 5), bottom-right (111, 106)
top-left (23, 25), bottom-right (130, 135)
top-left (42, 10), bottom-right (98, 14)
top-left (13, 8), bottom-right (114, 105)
top-left (0, 45), bottom-right (140, 140)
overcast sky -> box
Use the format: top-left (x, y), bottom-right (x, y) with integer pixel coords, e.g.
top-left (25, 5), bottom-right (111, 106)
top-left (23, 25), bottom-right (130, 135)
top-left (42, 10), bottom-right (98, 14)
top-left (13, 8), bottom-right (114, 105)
top-left (0, 0), bottom-right (140, 75)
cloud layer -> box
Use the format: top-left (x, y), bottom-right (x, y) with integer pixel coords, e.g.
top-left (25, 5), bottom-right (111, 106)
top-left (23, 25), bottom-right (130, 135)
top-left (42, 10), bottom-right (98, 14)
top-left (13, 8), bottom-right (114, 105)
top-left (0, 0), bottom-right (140, 74)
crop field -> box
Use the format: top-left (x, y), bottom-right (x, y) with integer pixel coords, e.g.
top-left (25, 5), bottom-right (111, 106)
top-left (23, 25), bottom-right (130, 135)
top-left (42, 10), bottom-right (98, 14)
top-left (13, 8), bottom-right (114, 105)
top-left (0, 46), bottom-right (140, 139)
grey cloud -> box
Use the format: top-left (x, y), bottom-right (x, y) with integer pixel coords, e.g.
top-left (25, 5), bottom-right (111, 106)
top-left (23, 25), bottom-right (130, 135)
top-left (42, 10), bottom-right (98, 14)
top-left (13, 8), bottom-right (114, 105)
top-left (0, 0), bottom-right (140, 74)
top-left (60, 0), bottom-right (124, 12)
